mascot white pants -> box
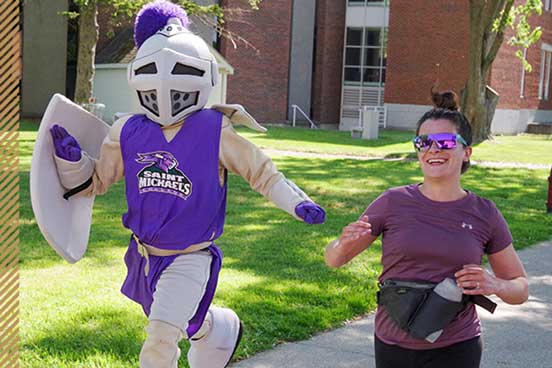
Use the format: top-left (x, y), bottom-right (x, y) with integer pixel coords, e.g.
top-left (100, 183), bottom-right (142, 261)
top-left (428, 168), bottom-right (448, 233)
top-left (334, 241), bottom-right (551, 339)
top-left (139, 253), bottom-right (241, 368)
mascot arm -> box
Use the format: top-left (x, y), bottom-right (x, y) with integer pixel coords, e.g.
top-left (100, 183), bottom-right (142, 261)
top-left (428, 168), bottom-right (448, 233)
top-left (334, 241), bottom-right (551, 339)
top-left (53, 117), bottom-right (127, 196)
top-left (219, 118), bottom-right (309, 220)
top-left (53, 153), bottom-right (95, 191)
top-left (211, 104), bottom-right (267, 133)
top-left (89, 116), bottom-right (127, 195)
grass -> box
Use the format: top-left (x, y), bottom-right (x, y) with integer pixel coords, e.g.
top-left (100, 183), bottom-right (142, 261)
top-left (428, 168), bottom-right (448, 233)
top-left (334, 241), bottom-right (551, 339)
top-left (235, 126), bottom-right (552, 165)
top-left (19, 121), bottom-right (552, 367)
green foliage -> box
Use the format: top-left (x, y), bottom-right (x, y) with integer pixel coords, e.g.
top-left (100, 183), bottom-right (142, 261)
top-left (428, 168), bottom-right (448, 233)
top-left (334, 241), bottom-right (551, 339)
top-left (493, 0), bottom-right (543, 72)
top-left (62, 0), bottom-right (226, 24)
top-left (58, 11), bottom-right (80, 19)
top-left (247, 0), bottom-right (263, 10)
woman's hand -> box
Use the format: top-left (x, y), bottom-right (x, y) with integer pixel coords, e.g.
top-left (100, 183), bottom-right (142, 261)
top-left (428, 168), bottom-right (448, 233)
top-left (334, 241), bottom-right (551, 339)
top-left (340, 215), bottom-right (372, 243)
top-left (455, 245), bottom-right (529, 305)
top-left (325, 215), bottom-right (376, 268)
top-left (454, 264), bottom-right (501, 296)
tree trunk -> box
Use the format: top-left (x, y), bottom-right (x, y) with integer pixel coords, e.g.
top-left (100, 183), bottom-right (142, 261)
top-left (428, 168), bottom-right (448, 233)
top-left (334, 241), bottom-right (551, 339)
top-left (484, 85), bottom-right (500, 138)
top-left (74, 1), bottom-right (99, 105)
top-left (463, 1), bottom-right (495, 143)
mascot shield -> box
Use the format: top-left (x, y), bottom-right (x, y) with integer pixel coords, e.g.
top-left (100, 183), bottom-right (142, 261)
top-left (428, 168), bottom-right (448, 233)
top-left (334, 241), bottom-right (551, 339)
top-left (30, 94), bottom-right (110, 263)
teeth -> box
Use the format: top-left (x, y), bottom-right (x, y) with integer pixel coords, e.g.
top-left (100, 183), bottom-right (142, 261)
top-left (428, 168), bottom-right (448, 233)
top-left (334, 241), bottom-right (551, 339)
top-left (427, 159), bottom-right (446, 164)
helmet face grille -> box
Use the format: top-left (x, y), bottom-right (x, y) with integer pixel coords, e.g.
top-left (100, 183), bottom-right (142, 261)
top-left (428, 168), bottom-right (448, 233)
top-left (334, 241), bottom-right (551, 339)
top-left (171, 90), bottom-right (198, 116)
top-left (138, 90), bottom-right (159, 116)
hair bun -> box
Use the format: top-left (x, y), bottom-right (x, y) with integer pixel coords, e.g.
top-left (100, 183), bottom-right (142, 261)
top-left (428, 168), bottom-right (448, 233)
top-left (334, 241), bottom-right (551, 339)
top-left (431, 88), bottom-right (460, 111)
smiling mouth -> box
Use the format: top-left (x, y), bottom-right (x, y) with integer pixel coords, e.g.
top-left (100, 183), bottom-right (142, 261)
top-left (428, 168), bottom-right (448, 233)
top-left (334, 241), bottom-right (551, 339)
top-left (426, 158), bottom-right (448, 166)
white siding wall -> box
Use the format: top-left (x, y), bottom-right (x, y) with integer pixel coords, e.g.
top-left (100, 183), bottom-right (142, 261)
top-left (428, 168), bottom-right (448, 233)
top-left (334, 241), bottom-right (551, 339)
top-left (92, 64), bottom-right (140, 123)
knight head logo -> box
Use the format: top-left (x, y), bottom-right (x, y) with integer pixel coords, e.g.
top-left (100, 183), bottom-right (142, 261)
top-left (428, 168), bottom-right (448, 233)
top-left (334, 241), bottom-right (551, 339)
top-left (137, 151), bottom-right (178, 173)
top-left (136, 151), bottom-right (192, 199)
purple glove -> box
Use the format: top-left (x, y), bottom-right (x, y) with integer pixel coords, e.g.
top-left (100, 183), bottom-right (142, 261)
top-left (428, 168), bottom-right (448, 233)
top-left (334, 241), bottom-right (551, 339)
top-left (50, 124), bottom-right (82, 162)
top-left (295, 201), bottom-right (326, 224)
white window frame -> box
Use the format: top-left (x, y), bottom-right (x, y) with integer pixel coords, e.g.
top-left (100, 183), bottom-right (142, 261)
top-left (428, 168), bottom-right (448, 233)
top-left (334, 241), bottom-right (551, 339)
top-left (343, 27), bottom-right (387, 87)
top-left (348, 0), bottom-right (386, 6)
top-left (539, 43), bottom-right (552, 100)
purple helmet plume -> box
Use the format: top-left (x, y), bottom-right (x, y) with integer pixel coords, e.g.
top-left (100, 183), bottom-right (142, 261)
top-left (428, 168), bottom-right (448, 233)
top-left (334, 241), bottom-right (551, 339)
top-left (136, 151), bottom-right (178, 173)
top-left (134, 0), bottom-right (190, 48)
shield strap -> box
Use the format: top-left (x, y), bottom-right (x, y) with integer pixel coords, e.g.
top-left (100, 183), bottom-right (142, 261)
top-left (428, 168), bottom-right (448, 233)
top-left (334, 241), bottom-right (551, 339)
top-left (63, 177), bottom-right (93, 200)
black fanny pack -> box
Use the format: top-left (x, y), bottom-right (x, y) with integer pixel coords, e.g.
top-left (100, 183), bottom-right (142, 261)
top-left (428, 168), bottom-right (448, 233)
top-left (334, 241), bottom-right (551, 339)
top-left (377, 279), bottom-right (497, 342)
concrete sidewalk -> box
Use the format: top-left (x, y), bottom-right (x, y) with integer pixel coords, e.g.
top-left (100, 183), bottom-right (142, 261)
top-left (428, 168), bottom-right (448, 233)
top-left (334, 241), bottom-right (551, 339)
top-left (231, 241), bottom-right (552, 368)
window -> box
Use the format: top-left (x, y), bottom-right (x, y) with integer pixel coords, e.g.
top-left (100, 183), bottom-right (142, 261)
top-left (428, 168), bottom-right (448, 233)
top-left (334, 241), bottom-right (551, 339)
top-left (538, 47), bottom-right (552, 100)
top-left (545, 0), bottom-right (551, 12)
top-left (348, 0), bottom-right (386, 5)
top-left (344, 27), bottom-right (387, 86)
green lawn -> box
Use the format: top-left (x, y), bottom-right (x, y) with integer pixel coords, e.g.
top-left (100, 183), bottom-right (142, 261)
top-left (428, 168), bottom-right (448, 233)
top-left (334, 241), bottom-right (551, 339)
top-left (236, 126), bottom-right (552, 165)
top-left (19, 121), bottom-right (552, 367)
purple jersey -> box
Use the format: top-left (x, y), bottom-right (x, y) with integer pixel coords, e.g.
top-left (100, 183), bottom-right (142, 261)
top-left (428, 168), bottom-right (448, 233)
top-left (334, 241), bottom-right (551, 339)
top-left (119, 110), bottom-right (226, 320)
top-left (120, 109), bottom-right (226, 249)
top-left (363, 184), bottom-right (512, 350)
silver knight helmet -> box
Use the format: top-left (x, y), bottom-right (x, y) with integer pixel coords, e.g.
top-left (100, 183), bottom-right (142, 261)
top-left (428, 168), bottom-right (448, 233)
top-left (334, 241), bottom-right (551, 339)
top-left (129, 1), bottom-right (219, 126)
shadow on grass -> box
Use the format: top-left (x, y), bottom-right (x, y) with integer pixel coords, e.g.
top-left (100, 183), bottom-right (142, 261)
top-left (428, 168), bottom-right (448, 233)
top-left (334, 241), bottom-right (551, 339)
top-left (20, 120), bottom-right (41, 131)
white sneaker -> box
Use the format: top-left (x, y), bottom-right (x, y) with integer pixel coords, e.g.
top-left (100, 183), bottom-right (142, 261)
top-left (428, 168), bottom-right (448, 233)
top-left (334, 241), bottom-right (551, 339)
top-left (187, 307), bottom-right (243, 368)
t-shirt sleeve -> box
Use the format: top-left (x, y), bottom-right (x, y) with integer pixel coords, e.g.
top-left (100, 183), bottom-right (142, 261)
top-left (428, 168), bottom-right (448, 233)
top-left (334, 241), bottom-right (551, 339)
top-left (361, 191), bottom-right (390, 237)
top-left (485, 202), bottom-right (513, 254)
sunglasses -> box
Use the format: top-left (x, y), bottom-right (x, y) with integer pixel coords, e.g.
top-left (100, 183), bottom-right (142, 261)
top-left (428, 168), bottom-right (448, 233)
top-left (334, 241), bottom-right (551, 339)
top-left (413, 133), bottom-right (468, 152)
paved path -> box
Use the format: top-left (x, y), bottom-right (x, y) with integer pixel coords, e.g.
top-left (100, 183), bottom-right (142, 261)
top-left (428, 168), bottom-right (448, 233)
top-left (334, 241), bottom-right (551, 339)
top-left (262, 148), bottom-right (550, 170)
top-left (231, 241), bottom-right (552, 368)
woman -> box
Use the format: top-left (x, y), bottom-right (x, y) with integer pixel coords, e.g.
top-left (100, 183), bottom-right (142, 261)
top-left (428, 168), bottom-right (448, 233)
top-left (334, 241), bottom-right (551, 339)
top-left (325, 90), bottom-right (528, 368)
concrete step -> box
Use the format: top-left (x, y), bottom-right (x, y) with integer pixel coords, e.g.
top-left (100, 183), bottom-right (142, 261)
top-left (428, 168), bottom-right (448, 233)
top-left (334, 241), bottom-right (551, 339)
top-left (526, 122), bottom-right (552, 134)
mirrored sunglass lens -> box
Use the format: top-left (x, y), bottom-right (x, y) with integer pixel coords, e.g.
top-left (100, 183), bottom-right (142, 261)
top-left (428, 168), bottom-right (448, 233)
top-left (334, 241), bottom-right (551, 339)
top-left (414, 136), bottom-right (431, 151)
top-left (437, 139), bottom-right (457, 149)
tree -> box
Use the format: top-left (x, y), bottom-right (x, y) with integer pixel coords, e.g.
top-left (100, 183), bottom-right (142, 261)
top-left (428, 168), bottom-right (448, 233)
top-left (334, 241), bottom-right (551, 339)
top-left (66, 0), bottom-right (262, 105)
top-left (463, 0), bottom-right (542, 143)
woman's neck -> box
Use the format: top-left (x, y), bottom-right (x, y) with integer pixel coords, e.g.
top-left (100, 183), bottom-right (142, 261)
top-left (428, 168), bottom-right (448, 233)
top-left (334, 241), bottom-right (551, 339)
top-left (419, 178), bottom-right (466, 202)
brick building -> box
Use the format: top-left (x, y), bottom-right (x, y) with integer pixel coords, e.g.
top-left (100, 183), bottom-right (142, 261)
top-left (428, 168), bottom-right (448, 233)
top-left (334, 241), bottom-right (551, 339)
top-left (90, 0), bottom-right (551, 133)
top-left (218, 0), bottom-right (552, 134)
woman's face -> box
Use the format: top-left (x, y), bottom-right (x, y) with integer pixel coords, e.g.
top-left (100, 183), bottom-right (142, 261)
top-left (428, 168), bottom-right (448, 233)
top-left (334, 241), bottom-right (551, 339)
top-left (417, 118), bottom-right (472, 180)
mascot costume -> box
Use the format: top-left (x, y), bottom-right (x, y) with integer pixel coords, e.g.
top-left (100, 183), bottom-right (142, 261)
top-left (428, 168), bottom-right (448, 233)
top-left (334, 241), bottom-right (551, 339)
top-left (30, 1), bottom-right (326, 367)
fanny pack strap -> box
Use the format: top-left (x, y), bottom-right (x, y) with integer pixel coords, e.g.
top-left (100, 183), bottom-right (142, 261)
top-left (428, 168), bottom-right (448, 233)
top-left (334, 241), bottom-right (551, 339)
top-left (469, 294), bottom-right (497, 314)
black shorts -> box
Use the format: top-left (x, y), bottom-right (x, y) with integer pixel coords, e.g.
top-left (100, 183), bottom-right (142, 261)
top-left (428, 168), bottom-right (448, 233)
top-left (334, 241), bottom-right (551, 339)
top-left (375, 335), bottom-right (482, 368)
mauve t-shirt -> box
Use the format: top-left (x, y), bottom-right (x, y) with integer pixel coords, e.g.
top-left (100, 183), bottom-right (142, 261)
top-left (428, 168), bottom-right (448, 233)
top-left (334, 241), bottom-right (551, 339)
top-left (363, 184), bottom-right (512, 350)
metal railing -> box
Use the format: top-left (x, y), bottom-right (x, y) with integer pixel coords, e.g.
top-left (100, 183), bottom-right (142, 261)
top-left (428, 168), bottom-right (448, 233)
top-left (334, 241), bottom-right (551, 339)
top-left (291, 104), bottom-right (317, 129)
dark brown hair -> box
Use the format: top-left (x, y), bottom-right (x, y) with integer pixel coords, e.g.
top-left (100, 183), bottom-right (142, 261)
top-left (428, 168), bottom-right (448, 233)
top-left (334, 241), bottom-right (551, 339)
top-left (415, 89), bottom-right (473, 174)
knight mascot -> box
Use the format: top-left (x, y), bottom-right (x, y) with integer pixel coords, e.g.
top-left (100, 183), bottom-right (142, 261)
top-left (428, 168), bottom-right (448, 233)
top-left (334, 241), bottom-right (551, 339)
top-left (30, 1), bottom-right (325, 367)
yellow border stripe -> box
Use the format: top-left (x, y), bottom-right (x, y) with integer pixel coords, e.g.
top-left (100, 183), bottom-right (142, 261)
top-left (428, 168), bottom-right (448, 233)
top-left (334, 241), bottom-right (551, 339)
top-left (0, 0), bottom-right (20, 366)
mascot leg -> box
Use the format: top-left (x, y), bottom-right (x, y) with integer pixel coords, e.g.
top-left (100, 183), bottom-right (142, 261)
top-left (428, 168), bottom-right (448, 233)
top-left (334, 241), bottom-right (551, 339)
top-left (139, 320), bottom-right (182, 368)
top-left (188, 306), bottom-right (243, 368)
top-left (139, 250), bottom-right (217, 368)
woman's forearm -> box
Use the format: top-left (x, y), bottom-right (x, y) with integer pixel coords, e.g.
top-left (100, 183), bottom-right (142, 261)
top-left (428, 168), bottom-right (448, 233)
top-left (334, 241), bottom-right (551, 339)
top-left (325, 239), bottom-right (345, 268)
top-left (495, 276), bottom-right (529, 305)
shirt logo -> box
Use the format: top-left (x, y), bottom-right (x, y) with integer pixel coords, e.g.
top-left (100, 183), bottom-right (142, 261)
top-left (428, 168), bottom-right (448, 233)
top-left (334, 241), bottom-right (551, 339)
top-left (136, 151), bottom-right (192, 199)
top-left (461, 222), bottom-right (473, 230)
